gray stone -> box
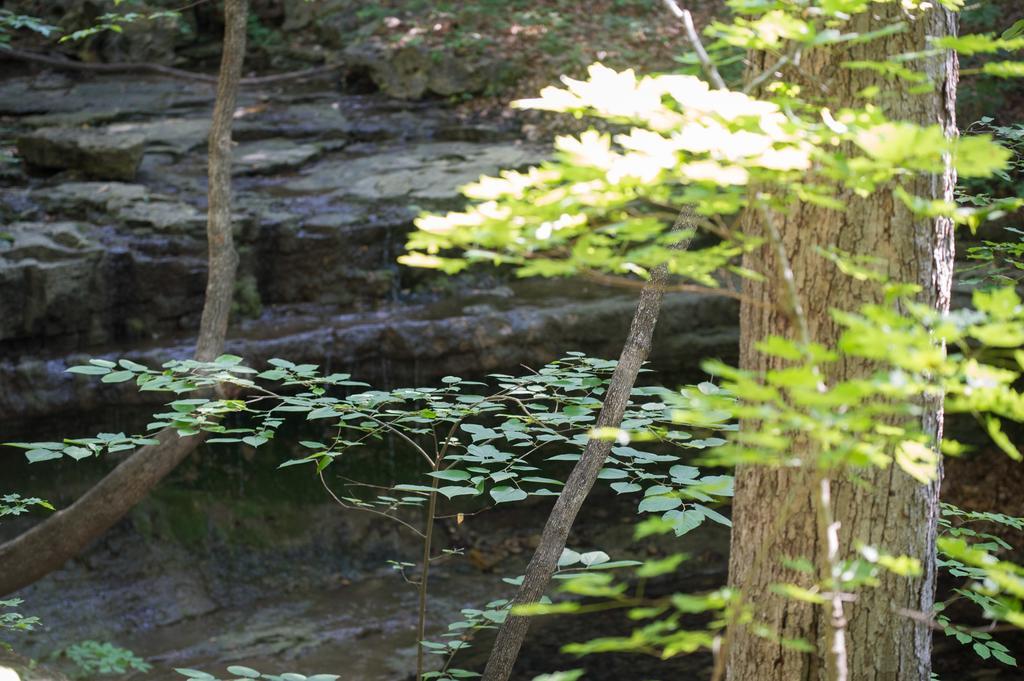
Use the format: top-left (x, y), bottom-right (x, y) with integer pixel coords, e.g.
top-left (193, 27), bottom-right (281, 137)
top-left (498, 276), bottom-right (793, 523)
top-left (234, 139), bottom-right (322, 175)
top-left (284, 141), bottom-right (543, 204)
top-left (0, 222), bottom-right (106, 345)
top-left (17, 127), bottom-right (145, 181)
top-left (115, 199), bottom-right (205, 234)
top-left (35, 182), bottom-right (205, 234)
top-left (104, 118), bottom-right (211, 155)
top-left (0, 75), bottom-right (214, 117)
top-left (21, 109), bottom-right (125, 129)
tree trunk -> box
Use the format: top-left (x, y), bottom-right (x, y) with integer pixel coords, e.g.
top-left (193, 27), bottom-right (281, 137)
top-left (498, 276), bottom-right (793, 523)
top-left (481, 209), bottom-right (696, 681)
top-left (726, 8), bottom-right (957, 681)
top-left (0, 0), bottom-right (249, 598)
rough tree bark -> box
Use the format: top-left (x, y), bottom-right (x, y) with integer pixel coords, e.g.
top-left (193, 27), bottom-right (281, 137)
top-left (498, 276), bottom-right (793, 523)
top-left (481, 210), bottom-right (696, 681)
top-left (726, 7), bottom-right (957, 681)
top-left (0, 0), bottom-right (249, 598)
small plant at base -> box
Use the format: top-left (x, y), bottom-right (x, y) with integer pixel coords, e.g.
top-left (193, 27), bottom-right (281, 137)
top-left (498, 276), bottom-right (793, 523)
top-left (57, 641), bottom-right (151, 677)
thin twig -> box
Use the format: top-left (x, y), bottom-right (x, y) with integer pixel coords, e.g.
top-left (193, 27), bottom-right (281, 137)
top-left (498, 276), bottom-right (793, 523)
top-left (318, 470), bottom-right (425, 538)
top-left (743, 55), bottom-right (790, 94)
top-left (660, 0), bottom-right (727, 90)
top-left (416, 468), bottom-right (442, 681)
top-left (816, 475), bottom-right (848, 681)
top-left (759, 206), bottom-right (812, 345)
top-left (580, 269), bottom-right (770, 309)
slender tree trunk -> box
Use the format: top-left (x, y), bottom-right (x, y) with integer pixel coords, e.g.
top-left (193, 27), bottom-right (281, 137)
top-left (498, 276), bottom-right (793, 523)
top-left (481, 210), bottom-right (696, 681)
top-left (0, 0), bottom-right (249, 598)
top-left (196, 0), bottom-right (244, 362)
top-left (726, 7), bottom-right (957, 681)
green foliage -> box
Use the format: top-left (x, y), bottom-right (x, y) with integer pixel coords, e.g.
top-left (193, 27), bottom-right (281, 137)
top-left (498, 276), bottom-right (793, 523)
top-left (55, 641), bottom-right (151, 677)
top-left (0, 493), bottom-right (54, 517)
top-left (246, 13), bottom-right (282, 50)
top-left (0, 598), bottom-right (40, 635)
top-left (12, 353), bottom-right (721, 679)
top-left (934, 503), bottom-right (1022, 666)
top-left (57, 1), bottom-right (185, 44)
top-left (0, 10), bottom-right (57, 47)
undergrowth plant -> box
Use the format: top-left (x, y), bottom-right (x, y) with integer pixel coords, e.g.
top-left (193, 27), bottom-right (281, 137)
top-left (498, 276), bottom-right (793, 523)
top-left (6, 354), bottom-right (732, 680)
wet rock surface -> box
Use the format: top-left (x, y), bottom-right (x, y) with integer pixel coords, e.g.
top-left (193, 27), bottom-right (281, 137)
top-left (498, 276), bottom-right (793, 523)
top-left (3, 443), bottom-right (730, 681)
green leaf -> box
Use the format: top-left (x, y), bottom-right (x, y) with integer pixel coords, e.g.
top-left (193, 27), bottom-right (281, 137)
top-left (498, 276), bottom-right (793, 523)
top-left (558, 549), bottom-right (581, 567)
top-left (215, 354), bottom-right (243, 365)
top-left (991, 649), bottom-right (1017, 666)
top-left (982, 61), bottom-right (1024, 79)
top-left (67, 365), bottom-right (111, 375)
top-left (579, 551), bottom-right (610, 567)
top-left (307, 406), bottom-right (339, 420)
top-left (428, 469), bottom-right (472, 482)
top-left (226, 667), bottom-right (260, 678)
top-left (1004, 19), bottom-right (1024, 40)
top-left (637, 554), bottom-right (686, 578)
top-left (393, 484), bottom-right (436, 494)
top-left (638, 495), bottom-right (682, 513)
top-left (438, 486), bottom-right (479, 499)
top-left (26, 449), bottom-right (63, 463)
top-left (986, 417), bottom-right (1022, 461)
top-left (490, 486), bottom-right (528, 504)
top-left (101, 370), bottom-right (136, 383)
top-left (175, 670), bottom-right (215, 680)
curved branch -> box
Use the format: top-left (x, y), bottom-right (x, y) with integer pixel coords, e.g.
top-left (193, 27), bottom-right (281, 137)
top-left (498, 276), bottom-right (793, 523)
top-left (0, 0), bottom-right (249, 598)
top-left (479, 208), bottom-right (697, 681)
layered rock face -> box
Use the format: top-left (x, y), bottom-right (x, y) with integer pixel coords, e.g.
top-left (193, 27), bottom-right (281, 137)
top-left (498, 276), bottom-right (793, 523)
top-left (0, 73), bottom-right (739, 421)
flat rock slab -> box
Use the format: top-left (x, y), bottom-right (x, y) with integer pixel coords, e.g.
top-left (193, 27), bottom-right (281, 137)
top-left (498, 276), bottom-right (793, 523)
top-left (18, 127), bottom-right (145, 181)
top-left (0, 221), bottom-right (98, 264)
top-left (35, 182), bottom-right (205, 234)
top-left (284, 141), bottom-right (543, 204)
top-left (0, 75), bottom-right (215, 116)
top-left (234, 139), bottom-right (322, 175)
top-left (105, 118), bottom-right (212, 156)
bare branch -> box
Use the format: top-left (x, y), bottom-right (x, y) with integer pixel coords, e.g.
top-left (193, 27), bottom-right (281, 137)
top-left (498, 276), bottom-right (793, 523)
top-left (660, 0), bottom-right (727, 90)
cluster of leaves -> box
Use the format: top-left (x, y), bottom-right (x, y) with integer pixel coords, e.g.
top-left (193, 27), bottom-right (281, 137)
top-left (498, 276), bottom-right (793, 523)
top-left (0, 493), bottom-right (54, 517)
top-left (8, 353), bottom-right (731, 679)
top-left (420, 597), bottom-right (513, 678)
top-left (960, 119), bottom-right (1024, 287)
top-left (58, 0), bottom-right (185, 44)
top-left (0, 598), bottom-right (40, 636)
top-left (513, 549), bottom-right (736, 658)
top-left (0, 10), bottom-right (57, 47)
top-left (935, 503), bottom-right (1024, 666)
top-left (402, 14), bottom-right (1022, 282)
top-left (16, 355), bottom-right (731, 522)
top-left (55, 640), bottom-right (151, 677)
